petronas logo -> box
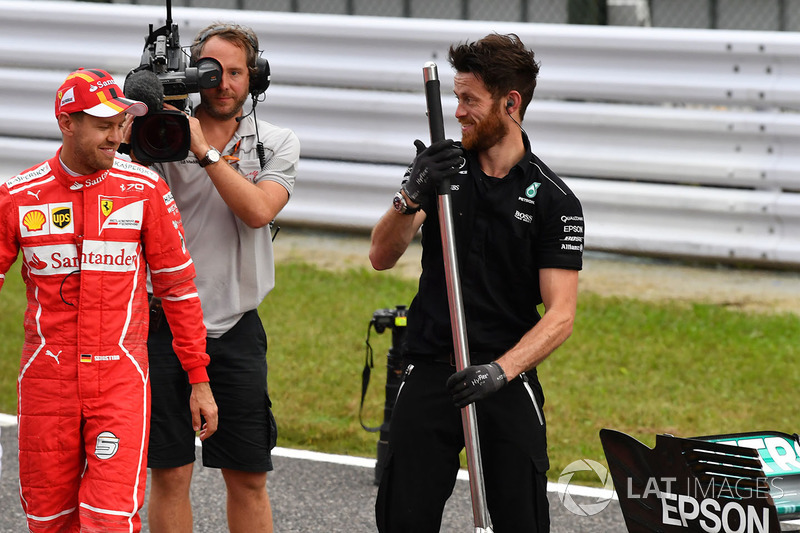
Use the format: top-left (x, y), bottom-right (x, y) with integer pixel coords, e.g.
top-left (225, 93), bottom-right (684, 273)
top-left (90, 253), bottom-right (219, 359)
top-left (526, 182), bottom-right (541, 198)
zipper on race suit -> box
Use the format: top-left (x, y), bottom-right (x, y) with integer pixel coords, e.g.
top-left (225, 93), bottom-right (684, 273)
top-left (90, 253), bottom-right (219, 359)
top-left (520, 372), bottom-right (544, 426)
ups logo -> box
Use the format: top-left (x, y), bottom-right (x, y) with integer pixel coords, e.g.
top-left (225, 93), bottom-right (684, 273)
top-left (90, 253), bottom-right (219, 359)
top-left (52, 207), bottom-right (72, 229)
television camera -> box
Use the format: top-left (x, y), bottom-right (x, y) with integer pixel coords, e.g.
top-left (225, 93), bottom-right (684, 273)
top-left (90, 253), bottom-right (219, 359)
top-left (125, 0), bottom-right (221, 163)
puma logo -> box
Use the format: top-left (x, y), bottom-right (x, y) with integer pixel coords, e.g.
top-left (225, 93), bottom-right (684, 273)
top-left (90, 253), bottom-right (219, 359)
top-left (27, 190), bottom-right (41, 200)
top-left (46, 349), bottom-right (62, 364)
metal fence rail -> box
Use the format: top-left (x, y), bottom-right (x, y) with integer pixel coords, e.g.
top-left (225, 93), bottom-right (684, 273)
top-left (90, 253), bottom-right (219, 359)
top-left (2, 1), bottom-right (800, 266)
top-left (55, 0), bottom-right (800, 31)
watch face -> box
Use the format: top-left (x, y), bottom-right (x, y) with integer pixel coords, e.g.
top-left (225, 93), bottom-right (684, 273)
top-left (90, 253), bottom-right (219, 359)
top-left (393, 193), bottom-right (404, 213)
top-left (200, 148), bottom-right (221, 167)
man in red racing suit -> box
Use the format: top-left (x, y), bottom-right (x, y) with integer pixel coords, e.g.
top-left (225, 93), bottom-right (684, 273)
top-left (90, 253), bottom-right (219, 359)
top-left (0, 68), bottom-right (217, 532)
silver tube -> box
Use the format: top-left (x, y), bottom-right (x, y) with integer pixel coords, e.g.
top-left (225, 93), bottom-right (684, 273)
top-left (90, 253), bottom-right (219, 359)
top-left (425, 61), bottom-right (493, 532)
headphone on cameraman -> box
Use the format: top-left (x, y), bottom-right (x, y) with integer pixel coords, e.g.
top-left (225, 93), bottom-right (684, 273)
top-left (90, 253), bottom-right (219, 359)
top-left (192, 23), bottom-right (270, 97)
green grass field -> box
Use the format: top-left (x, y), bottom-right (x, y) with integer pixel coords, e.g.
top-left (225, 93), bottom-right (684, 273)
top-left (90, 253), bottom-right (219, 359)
top-left (2, 255), bottom-right (799, 486)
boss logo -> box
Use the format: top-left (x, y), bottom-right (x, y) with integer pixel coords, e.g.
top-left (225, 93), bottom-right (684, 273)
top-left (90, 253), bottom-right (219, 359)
top-left (515, 210), bottom-right (533, 224)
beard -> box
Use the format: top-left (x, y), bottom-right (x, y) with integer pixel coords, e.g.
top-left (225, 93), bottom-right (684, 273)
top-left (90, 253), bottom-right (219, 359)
top-left (73, 140), bottom-right (115, 173)
top-left (460, 101), bottom-right (508, 152)
top-left (201, 89), bottom-right (249, 121)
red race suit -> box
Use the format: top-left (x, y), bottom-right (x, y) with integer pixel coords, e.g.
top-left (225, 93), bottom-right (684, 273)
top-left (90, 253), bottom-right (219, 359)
top-left (0, 151), bottom-right (209, 533)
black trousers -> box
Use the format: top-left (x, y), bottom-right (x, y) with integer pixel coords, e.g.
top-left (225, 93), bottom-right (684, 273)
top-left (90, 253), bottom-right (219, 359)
top-left (376, 360), bottom-right (550, 533)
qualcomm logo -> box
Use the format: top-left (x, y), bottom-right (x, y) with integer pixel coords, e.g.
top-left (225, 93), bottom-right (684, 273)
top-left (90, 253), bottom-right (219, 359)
top-left (557, 459), bottom-right (615, 516)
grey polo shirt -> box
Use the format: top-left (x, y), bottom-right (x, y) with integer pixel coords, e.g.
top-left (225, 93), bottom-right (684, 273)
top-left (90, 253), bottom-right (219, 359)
top-left (153, 114), bottom-right (300, 337)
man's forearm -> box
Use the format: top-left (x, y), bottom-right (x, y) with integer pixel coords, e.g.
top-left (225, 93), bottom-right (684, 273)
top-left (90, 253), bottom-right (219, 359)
top-left (203, 160), bottom-right (288, 228)
top-left (369, 208), bottom-right (423, 270)
top-left (496, 307), bottom-right (575, 381)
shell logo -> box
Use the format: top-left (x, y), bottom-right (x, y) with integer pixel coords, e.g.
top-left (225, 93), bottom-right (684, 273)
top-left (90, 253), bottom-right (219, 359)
top-left (22, 210), bottom-right (46, 231)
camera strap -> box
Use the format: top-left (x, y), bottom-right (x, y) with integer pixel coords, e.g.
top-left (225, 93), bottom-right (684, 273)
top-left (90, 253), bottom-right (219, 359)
top-left (359, 321), bottom-right (381, 433)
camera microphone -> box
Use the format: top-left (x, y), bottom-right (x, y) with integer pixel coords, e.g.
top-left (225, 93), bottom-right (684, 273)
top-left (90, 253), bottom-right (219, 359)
top-left (124, 69), bottom-right (190, 163)
top-left (124, 69), bottom-right (164, 114)
top-left (236, 105), bottom-right (256, 123)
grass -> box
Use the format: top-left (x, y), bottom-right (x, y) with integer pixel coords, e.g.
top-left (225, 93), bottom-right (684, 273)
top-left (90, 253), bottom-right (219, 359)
top-left (2, 256), bottom-right (800, 486)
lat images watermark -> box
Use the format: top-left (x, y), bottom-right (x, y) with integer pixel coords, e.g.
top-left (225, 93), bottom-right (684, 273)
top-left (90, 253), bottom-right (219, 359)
top-left (557, 459), bottom-right (615, 516)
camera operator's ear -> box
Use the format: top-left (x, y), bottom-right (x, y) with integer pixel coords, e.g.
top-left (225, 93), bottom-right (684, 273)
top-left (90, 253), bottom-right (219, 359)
top-left (250, 56), bottom-right (270, 97)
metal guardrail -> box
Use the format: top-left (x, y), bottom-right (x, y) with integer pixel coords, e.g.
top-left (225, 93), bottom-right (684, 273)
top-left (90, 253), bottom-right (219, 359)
top-left (7, 2), bottom-right (800, 108)
top-left (2, 1), bottom-right (800, 265)
top-left (6, 78), bottom-right (800, 192)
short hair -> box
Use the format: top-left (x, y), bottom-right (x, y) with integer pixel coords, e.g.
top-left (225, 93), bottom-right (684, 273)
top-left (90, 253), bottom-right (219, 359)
top-left (191, 22), bottom-right (260, 78)
top-left (448, 33), bottom-right (539, 121)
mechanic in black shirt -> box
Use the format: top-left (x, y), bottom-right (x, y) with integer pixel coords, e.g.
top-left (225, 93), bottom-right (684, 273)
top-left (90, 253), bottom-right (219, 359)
top-left (369, 33), bottom-right (584, 533)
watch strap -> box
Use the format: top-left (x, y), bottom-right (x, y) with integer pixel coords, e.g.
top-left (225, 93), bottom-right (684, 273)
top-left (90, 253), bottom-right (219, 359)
top-left (393, 191), bottom-right (420, 215)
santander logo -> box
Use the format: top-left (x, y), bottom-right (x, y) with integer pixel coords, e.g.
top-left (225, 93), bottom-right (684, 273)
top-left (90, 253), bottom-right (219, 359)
top-left (90, 79), bottom-right (116, 92)
top-left (29, 253), bottom-right (48, 270)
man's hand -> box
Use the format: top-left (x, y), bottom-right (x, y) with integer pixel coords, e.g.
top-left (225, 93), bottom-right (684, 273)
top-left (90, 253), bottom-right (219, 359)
top-left (162, 103), bottom-right (208, 159)
top-left (446, 362), bottom-right (508, 408)
top-left (189, 381), bottom-right (218, 441)
top-left (401, 139), bottom-right (463, 204)
top-left (118, 115), bottom-right (134, 157)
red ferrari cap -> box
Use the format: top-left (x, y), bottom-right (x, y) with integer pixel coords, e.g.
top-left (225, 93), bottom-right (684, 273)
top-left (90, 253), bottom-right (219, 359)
top-left (55, 68), bottom-right (148, 118)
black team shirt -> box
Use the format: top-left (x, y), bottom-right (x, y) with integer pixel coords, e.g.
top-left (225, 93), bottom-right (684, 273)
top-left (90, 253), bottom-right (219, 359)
top-left (404, 133), bottom-right (585, 357)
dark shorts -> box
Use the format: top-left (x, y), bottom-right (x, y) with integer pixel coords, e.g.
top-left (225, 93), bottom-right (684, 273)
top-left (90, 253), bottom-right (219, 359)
top-left (375, 359), bottom-right (550, 533)
top-left (147, 309), bottom-right (277, 472)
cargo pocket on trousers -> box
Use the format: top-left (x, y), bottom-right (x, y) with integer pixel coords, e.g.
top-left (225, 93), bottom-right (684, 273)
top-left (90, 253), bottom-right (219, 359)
top-left (533, 464), bottom-right (551, 531)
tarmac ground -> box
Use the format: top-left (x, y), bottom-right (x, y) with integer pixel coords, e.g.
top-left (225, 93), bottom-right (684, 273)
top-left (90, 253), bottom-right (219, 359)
top-left (0, 423), bottom-right (627, 532)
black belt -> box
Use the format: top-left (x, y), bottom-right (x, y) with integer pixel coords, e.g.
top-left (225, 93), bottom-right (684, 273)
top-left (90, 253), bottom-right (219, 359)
top-left (404, 352), bottom-right (498, 366)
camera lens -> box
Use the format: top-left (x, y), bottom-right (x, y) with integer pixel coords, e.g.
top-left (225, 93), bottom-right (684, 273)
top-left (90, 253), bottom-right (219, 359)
top-left (131, 111), bottom-right (190, 163)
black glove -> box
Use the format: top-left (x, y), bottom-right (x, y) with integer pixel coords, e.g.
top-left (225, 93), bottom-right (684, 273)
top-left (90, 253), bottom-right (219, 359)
top-left (401, 139), bottom-right (463, 204)
top-left (446, 362), bottom-right (508, 408)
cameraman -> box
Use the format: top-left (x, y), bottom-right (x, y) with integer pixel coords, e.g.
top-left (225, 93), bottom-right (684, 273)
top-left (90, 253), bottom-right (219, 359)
top-left (143, 23), bottom-right (300, 533)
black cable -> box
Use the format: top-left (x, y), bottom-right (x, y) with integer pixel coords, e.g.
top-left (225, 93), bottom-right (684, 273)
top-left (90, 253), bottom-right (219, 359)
top-left (59, 269), bottom-right (81, 307)
top-left (252, 94), bottom-right (267, 171)
top-left (507, 107), bottom-right (528, 137)
top-left (236, 94), bottom-right (267, 171)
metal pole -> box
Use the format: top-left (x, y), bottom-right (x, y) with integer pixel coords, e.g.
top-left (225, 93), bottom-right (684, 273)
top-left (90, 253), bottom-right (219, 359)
top-left (423, 61), bottom-right (493, 533)
top-left (709, 0), bottom-right (718, 29)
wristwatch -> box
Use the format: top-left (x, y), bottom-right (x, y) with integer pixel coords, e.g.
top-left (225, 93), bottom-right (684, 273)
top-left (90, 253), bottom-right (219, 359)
top-left (198, 147), bottom-right (221, 168)
top-left (393, 191), bottom-right (420, 215)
